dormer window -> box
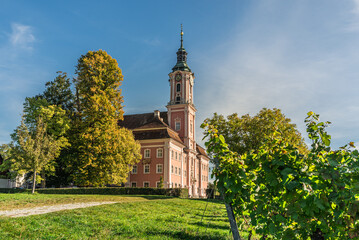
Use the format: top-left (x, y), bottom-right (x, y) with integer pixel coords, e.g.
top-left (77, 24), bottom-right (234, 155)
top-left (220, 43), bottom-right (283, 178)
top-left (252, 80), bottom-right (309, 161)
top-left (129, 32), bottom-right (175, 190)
top-left (176, 83), bottom-right (181, 92)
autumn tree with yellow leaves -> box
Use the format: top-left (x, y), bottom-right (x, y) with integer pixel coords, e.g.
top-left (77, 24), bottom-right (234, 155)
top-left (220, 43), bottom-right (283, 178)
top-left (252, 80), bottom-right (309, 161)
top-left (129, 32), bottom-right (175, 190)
top-left (73, 50), bottom-right (141, 186)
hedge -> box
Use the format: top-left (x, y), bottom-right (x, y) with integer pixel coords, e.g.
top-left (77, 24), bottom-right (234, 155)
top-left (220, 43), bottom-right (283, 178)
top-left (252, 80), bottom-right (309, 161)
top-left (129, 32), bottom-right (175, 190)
top-left (0, 188), bottom-right (29, 193)
top-left (0, 187), bottom-right (189, 198)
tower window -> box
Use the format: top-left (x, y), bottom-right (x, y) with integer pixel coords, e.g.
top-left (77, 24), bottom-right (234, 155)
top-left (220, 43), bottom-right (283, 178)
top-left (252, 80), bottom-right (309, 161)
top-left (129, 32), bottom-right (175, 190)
top-left (176, 96), bottom-right (181, 103)
top-left (175, 122), bottom-right (181, 131)
top-left (176, 83), bottom-right (181, 92)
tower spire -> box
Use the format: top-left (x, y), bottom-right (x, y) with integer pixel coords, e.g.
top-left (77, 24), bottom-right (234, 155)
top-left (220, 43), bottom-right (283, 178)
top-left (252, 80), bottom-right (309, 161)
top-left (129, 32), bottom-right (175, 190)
top-left (172, 24), bottom-right (191, 72)
top-left (180, 24), bottom-right (183, 49)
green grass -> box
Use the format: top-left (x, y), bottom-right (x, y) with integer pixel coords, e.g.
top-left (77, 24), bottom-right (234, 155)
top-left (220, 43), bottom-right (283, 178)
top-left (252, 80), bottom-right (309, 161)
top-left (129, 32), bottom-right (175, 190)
top-left (0, 194), bottom-right (237, 239)
top-left (0, 193), bottom-right (167, 211)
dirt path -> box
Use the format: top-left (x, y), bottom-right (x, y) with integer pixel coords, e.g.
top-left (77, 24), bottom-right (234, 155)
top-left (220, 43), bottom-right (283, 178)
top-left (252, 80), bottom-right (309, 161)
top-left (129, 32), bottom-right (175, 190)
top-left (0, 201), bottom-right (118, 218)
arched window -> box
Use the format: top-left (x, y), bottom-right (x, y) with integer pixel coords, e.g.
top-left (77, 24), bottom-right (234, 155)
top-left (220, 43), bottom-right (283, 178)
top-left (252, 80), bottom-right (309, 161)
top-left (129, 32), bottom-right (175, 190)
top-left (176, 83), bottom-right (181, 92)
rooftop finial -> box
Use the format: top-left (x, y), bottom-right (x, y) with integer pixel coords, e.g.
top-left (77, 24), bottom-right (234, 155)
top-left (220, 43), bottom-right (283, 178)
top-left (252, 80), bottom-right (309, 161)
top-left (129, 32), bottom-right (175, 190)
top-left (180, 24), bottom-right (183, 48)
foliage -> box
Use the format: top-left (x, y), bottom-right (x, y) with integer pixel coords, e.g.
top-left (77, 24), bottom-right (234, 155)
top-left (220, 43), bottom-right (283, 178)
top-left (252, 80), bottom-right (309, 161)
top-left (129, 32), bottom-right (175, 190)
top-left (158, 175), bottom-right (164, 188)
top-left (0, 144), bottom-right (14, 179)
top-left (73, 50), bottom-right (141, 186)
top-left (42, 71), bottom-right (75, 113)
top-left (10, 117), bottom-right (63, 193)
top-left (4, 96), bottom-right (71, 188)
top-left (202, 112), bottom-right (359, 239)
top-left (21, 96), bottom-right (70, 147)
top-left (203, 108), bottom-right (308, 156)
top-left (39, 72), bottom-right (76, 187)
top-left (0, 197), bottom-right (233, 240)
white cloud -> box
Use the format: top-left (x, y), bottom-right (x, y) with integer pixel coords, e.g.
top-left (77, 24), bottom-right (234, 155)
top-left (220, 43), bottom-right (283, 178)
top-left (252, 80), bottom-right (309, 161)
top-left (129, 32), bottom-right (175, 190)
top-left (194, 2), bottom-right (359, 149)
top-left (345, 0), bottom-right (359, 31)
top-left (9, 23), bottom-right (35, 50)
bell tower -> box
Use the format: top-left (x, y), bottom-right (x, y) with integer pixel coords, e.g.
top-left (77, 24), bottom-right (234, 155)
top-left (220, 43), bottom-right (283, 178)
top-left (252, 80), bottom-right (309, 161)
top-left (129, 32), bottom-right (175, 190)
top-left (167, 25), bottom-right (197, 151)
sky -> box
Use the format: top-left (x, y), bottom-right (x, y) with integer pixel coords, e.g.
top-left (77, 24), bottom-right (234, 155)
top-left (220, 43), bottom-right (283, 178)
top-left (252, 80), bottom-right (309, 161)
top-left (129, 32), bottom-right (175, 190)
top-left (1, 0), bottom-right (359, 149)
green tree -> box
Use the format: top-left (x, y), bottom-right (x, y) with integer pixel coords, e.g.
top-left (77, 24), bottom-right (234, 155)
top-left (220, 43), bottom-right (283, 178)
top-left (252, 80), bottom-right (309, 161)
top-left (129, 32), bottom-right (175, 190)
top-left (202, 112), bottom-right (359, 239)
top-left (73, 50), bottom-right (141, 186)
top-left (43, 71), bottom-right (75, 113)
top-left (37, 71), bottom-right (75, 187)
top-left (11, 117), bottom-right (63, 193)
top-left (203, 108), bottom-right (308, 156)
top-left (8, 97), bottom-right (70, 187)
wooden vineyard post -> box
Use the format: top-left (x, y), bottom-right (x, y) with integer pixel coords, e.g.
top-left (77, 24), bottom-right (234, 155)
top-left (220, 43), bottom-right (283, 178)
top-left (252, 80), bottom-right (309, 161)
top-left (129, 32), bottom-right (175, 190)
top-left (225, 202), bottom-right (241, 240)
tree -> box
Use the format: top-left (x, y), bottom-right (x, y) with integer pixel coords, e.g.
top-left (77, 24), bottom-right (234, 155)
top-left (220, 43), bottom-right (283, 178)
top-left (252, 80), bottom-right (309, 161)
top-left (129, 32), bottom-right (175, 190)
top-left (34, 71), bottom-right (75, 187)
top-left (43, 71), bottom-right (75, 113)
top-left (202, 112), bottom-right (359, 239)
top-left (8, 96), bottom-right (71, 188)
top-left (12, 117), bottom-right (63, 193)
top-left (203, 108), bottom-right (308, 156)
top-left (73, 50), bottom-right (141, 186)
top-left (0, 144), bottom-right (13, 179)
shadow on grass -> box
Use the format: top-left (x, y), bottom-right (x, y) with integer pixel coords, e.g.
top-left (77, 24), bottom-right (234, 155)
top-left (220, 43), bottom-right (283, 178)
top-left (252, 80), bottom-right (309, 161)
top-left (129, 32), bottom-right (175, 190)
top-left (132, 195), bottom-right (174, 200)
top-left (187, 198), bottom-right (224, 204)
top-left (140, 229), bottom-right (230, 240)
top-left (193, 221), bottom-right (230, 231)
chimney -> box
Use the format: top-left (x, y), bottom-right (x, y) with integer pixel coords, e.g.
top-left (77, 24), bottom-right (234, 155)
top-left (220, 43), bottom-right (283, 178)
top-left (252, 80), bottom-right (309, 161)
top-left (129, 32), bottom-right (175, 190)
top-left (154, 110), bottom-right (160, 119)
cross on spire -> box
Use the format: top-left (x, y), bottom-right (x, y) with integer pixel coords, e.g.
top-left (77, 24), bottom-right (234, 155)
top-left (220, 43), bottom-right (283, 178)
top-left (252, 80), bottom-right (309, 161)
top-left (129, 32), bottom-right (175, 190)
top-left (181, 24), bottom-right (183, 48)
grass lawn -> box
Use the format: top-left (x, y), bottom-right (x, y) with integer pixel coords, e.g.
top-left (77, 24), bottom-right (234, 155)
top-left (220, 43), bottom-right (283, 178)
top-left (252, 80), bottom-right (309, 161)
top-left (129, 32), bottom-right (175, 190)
top-left (0, 193), bottom-right (167, 211)
top-left (0, 194), bottom-right (238, 239)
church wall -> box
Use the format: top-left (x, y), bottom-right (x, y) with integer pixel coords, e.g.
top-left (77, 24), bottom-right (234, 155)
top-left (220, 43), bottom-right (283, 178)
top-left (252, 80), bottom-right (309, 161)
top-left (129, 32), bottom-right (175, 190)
top-left (169, 106), bottom-right (186, 139)
top-left (129, 141), bottom-right (165, 188)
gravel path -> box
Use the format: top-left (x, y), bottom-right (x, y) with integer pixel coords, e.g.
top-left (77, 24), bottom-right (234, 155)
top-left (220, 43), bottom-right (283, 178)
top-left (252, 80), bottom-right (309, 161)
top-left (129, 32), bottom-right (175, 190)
top-left (0, 201), bottom-right (118, 218)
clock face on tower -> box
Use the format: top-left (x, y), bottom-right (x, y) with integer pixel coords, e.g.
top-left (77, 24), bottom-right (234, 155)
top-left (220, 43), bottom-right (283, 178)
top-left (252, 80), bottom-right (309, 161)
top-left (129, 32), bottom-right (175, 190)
top-left (175, 74), bottom-right (181, 81)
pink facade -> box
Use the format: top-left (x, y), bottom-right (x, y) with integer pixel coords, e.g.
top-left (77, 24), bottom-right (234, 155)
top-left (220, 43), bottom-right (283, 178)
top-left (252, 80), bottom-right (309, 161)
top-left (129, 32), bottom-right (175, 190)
top-left (119, 29), bottom-right (210, 197)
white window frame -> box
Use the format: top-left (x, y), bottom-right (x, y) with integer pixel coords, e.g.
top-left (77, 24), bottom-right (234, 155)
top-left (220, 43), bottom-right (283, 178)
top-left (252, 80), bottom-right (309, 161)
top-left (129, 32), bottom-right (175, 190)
top-left (171, 165), bottom-right (173, 174)
top-left (156, 148), bottom-right (163, 158)
top-left (175, 167), bottom-right (177, 174)
top-left (175, 121), bottom-right (180, 131)
top-left (156, 181), bottom-right (161, 188)
top-left (144, 164), bottom-right (150, 174)
top-left (144, 149), bottom-right (150, 158)
top-left (132, 165), bottom-right (137, 174)
top-left (156, 164), bottom-right (163, 173)
top-left (143, 181), bottom-right (150, 188)
top-left (131, 182), bottom-right (137, 187)
top-left (179, 168), bottom-right (181, 175)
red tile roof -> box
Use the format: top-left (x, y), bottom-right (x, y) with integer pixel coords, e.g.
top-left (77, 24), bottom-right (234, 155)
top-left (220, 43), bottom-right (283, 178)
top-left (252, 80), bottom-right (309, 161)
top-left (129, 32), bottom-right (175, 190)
top-left (119, 111), bottom-right (183, 145)
top-left (196, 144), bottom-right (209, 158)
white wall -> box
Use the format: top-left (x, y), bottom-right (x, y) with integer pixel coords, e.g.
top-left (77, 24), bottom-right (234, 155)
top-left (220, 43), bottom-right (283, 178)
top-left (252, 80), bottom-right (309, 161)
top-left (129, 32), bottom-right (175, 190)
top-left (0, 176), bottom-right (24, 188)
top-left (0, 179), bottom-right (12, 188)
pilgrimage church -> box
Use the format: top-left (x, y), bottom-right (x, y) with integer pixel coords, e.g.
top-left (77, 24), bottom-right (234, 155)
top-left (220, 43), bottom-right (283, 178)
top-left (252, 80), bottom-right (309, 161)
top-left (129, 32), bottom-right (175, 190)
top-left (119, 27), bottom-right (210, 198)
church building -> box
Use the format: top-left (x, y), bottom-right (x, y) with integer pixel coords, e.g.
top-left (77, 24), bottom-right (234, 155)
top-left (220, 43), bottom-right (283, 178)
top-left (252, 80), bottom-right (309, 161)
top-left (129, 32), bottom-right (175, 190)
top-left (119, 28), bottom-right (210, 198)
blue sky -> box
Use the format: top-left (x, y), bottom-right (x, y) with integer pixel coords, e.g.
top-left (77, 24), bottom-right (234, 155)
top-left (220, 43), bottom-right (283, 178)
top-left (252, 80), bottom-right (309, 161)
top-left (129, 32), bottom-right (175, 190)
top-left (1, 0), bottom-right (359, 149)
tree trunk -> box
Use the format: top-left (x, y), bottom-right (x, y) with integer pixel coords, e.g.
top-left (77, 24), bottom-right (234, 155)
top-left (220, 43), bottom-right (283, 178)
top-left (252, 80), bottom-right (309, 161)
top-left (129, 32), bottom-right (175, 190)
top-left (41, 172), bottom-right (46, 188)
top-left (310, 229), bottom-right (324, 240)
top-left (225, 202), bottom-right (242, 240)
top-left (32, 170), bottom-right (36, 194)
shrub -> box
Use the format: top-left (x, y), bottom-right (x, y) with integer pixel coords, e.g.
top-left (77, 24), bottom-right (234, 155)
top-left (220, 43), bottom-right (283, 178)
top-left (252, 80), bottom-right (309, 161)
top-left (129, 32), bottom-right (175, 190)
top-left (14, 187), bottom-right (190, 198)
